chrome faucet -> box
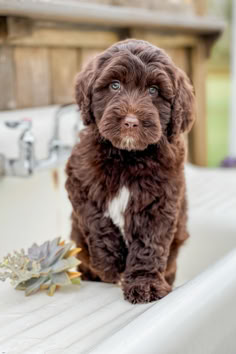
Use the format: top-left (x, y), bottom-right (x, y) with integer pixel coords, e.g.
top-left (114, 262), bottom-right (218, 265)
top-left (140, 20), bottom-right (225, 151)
top-left (1, 119), bottom-right (35, 177)
top-left (0, 104), bottom-right (80, 177)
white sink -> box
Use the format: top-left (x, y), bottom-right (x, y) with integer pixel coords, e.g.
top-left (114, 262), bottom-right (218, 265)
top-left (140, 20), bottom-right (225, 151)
top-left (0, 251), bottom-right (236, 354)
top-left (177, 165), bottom-right (236, 285)
top-left (0, 107), bottom-right (236, 353)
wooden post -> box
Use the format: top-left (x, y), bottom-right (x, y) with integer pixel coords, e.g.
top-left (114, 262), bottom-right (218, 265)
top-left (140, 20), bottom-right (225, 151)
top-left (0, 16), bottom-right (7, 40)
top-left (0, 46), bottom-right (16, 110)
top-left (190, 41), bottom-right (208, 166)
top-left (50, 48), bottom-right (79, 104)
top-left (193, 0), bottom-right (207, 16)
top-left (14, 47), bottom-right (51, 107)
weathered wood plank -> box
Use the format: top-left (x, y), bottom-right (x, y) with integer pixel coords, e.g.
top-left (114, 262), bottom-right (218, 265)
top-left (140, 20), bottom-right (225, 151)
top-left (0, 46), bottom-right (16, 110)
top-left (0, 0), bottom-right (224, 36)
top-left (162, 47), bottom-right (191, 160)
top-left (0, 16), bottom-right (7, 41)
top-left (7, 27), bottom-right (119, 48)
top-left (50, 48), bottom-right (78, 104)
top-left (7, 17), bottom-right (32, 39)
top-left (163, 47), bottom-right (190, 74)
top-left (14, 47), bottom-right (51, 107)
top-left (130, 29), bottom-right (197, 48)
top-left (80, 48), bottom-right (105, 69)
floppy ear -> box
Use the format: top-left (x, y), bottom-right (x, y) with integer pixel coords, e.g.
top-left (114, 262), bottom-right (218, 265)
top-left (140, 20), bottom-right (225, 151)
top-left (168, 68), bottom-right (195, 141)
top-left (75, 60), bottom-right (97, 125)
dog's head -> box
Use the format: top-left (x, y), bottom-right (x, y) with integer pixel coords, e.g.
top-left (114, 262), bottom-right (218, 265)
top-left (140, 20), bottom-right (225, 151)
top-left (75, 39), bottom-right (195, 151)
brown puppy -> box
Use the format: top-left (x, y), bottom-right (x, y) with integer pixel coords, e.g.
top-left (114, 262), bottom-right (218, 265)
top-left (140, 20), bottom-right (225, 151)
top-left (65, 39), bottom-right (195, 304)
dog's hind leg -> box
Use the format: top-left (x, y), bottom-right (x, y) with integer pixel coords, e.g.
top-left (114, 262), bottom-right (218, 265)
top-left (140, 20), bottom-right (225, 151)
top-left (79, 263), bottom-right (102, 282)
top-left (165, 237), bottom-right (187, 286)
top-left (165, 196), bottom-right (189, 286)
top-left (70, 212), bottom-right (101, 281)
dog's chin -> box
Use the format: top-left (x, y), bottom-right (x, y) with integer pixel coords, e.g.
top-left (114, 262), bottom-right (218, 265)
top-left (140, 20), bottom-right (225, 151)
top-left (107, 136), bottom-right (149, 151)
top-left (98, 124), bottom-right (161, 151)
top-left (120, 136), bottom-right (138, 151)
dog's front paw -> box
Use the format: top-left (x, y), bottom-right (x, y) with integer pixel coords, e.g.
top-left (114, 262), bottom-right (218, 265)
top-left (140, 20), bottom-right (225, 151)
top-left (122, 277), bottom-right (171, 304)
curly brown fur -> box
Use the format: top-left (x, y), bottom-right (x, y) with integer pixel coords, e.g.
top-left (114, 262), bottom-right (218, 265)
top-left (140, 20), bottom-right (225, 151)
top-left (65, 39), bottom-right (195, 304)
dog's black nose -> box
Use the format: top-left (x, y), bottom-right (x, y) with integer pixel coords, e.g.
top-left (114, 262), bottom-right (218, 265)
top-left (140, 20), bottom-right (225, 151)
top-left (124, 115), bottom-right (139, 128)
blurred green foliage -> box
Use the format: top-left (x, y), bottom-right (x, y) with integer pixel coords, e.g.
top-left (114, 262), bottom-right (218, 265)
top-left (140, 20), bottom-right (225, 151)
top-left (208, 0), bottom-right (232, 72)
top-left (207, 73), bottom-right (230, 166)
top-left (207, 0), bottom-right (231, 166)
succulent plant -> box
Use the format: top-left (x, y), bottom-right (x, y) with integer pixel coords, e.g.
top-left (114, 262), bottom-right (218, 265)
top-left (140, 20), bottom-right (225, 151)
top-left (0, 237), bottom-right (81, 296)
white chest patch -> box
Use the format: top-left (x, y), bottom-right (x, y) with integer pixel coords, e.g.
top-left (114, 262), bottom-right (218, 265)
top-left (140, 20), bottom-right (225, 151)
top-left (104, 186), bottom-right (130, 236)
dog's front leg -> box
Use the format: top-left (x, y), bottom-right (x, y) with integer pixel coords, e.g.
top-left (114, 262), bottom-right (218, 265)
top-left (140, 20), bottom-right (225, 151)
top-left (66, 168), bottom-right (128, 283)
top-left (122, 199), bottom-right (178, 304)
top-left (85, 212), bottom-right (128, 284)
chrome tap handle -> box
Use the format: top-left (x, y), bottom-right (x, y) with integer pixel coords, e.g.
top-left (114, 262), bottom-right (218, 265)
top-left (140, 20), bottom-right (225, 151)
top-left (5, 118), bottom-right (32, 131)
top-left (3, 118), bottom-right (35, 177)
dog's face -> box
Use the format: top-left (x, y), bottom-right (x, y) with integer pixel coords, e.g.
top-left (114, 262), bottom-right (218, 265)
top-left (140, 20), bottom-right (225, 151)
top-left (76, 39), bottom-right (195, 151)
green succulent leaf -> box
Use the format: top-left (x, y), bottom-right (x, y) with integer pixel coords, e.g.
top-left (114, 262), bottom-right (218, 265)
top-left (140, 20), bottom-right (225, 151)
top-left (58, 242), bottom-right (74, 260)
top-left (40, 246), bottom-right (63, 268)
top-left (28, 241), bottom-right (49, 262)
top-left (51, 259), bottom-right (71, 273)
top-left (71, 278), bottom-right (81, 285)
top-left (49, 237), bottom-right (61, 253)
top-left (15, 283), bottom-right (27, 291)
top-left (40, 266), bottom-right (52, 276)
top-left (24, 276), bottom-right (48, 296)
top-left (48, 284), bottom-right (57, 296)
top-left (51, 272), bottom-right (71, 286)
top-left (65, 257), bottom-right (80, 268)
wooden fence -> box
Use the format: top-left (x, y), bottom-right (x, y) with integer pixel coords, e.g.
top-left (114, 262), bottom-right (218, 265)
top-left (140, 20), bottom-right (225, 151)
top-left (0, 0), bottom-right (224, 165)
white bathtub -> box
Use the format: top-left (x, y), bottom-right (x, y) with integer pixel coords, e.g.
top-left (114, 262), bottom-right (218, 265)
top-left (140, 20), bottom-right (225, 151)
top-left (0, 107), bottom-right (236, 354)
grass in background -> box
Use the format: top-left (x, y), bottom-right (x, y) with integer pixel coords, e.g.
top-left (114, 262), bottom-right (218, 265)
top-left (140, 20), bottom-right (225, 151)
top-left (207, 73), bottom-right (230, 167)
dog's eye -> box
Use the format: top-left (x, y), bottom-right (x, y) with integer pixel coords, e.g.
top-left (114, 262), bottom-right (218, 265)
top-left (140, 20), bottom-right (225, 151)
top-left (148, 86), bottom-right (158, 95)
top-left (110, 81), bottom-right (120, 91)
